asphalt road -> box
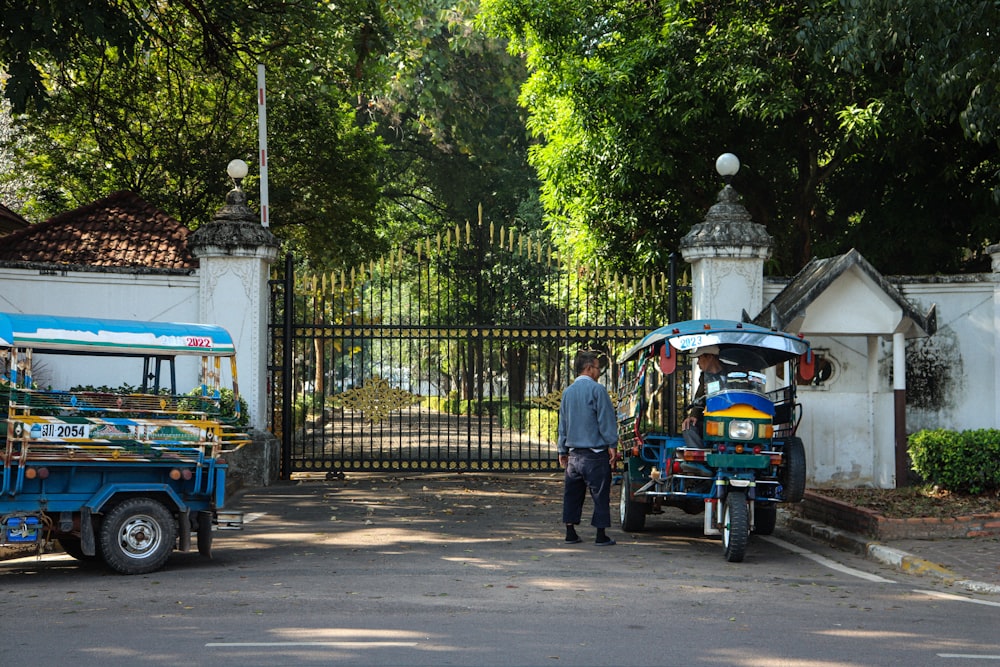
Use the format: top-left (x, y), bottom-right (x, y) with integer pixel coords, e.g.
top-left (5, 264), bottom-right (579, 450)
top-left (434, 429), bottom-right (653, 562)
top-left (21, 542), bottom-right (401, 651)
top-left (2, 473), bottom-right (999, 667)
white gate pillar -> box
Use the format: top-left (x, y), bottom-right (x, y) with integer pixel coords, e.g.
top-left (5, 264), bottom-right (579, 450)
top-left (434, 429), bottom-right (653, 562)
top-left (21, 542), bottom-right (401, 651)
top-left (189, 160), bottom-right (280, 431)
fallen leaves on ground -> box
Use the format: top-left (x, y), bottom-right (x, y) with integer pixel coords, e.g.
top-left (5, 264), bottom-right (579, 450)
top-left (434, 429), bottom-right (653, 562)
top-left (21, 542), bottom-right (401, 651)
top-left (814, 486), bottom-right (1000, 519)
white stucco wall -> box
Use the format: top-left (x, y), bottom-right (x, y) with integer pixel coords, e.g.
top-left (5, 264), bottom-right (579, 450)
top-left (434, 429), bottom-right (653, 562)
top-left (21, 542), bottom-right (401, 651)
top-left (0, 267), bottom-right (201, 391)
top-left (899, 279), bottom-right (996, 432)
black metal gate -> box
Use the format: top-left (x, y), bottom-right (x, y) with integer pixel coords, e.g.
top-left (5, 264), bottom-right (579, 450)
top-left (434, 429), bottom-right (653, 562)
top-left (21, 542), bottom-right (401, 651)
top-left (269, 223), bottom-right (689, 477)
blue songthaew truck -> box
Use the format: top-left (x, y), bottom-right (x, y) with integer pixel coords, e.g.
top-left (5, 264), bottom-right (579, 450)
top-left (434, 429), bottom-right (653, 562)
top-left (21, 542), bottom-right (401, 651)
top-left (0, 312), bottom-right (248, 574)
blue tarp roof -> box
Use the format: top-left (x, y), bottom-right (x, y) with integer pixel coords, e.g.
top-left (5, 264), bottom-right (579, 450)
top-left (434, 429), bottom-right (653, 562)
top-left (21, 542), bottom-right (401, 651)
top-left (0, 312), bottom-right (236, 356)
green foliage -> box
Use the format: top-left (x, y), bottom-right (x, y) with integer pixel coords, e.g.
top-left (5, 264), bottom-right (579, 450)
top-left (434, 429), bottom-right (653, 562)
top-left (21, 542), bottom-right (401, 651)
top-left (480, 0), bottom-right (1000, 275)
top-left (292, 392), bottom-right (326, 427)
top-left (0, 0), bottom-right (141, 113)
top-left (68, 384), bottom-right (141, 394)
top-left (908, 429), bottom-right (1000, 494)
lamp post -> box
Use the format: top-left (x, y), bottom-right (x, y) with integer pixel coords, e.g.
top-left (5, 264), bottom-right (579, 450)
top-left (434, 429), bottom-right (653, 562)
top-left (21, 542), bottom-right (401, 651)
top-left (227, 159), bottom-right (249, 190)
top-left (715, 152), bottom-right (740, 184)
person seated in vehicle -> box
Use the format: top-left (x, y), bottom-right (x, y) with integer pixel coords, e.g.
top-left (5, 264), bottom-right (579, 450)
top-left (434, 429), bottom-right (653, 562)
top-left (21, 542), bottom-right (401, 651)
top-left (680, 345), bottom-right (725, 448)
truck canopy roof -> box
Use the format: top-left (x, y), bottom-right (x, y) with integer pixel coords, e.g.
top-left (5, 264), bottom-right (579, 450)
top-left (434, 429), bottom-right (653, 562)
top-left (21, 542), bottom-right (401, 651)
top-left (617, 318), bottom-right (809, 366)
top-left (0, 312), bottom-right (236, 357)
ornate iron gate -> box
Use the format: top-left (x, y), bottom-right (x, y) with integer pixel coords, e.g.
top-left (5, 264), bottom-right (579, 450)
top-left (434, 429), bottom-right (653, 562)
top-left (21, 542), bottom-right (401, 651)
top-left (269, 223), bottom-right (689, 477)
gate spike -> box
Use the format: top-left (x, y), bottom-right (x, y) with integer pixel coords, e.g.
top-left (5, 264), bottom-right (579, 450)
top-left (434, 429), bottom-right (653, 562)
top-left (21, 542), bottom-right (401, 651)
top-left (466, 221), bottom-right (471, 245)
top-left (489, 221), bottom-right (495, 245)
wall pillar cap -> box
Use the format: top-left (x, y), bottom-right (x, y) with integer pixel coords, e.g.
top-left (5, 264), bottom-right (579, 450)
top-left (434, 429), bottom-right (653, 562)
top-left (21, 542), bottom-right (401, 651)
top-left (986, 243), bottom-right (1000, 272)
top-left (189, 187), bottom-right (280, 261)
top-left (680, 184), bottom-right (773, 262)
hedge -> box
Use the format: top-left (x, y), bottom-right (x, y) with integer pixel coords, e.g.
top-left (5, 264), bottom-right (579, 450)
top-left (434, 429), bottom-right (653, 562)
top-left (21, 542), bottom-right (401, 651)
top-left (908, 429), bottom-right (1000, 494)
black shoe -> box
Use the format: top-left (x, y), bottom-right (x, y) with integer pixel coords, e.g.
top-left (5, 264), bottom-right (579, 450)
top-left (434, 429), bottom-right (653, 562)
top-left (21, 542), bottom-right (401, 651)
top-left (564, 536), bottom-right (582, 544)
top-left (595, 537), bottom-right (616, 546)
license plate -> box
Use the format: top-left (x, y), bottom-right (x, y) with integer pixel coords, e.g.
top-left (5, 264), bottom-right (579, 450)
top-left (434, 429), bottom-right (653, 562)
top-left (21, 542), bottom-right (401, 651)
top-left (31, 422), bottom-right (91, 440)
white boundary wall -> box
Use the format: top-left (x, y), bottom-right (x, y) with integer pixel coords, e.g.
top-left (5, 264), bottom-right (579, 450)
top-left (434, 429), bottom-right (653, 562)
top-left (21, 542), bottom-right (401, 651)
top-left (765, 273), bottom-right (998, 488)
top-left (2, 260), bottom-right (995, 488)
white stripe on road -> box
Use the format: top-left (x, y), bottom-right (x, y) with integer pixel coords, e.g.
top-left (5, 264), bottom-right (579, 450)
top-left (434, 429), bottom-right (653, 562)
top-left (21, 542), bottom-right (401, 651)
top-left (916, 589), bottom-right (1000, 608)
top-left (761, 535), bottom-right (897, 583)
top-left (938, 655), bottom-right (1000, 660)
top-left (206, 642), bottom-right (418, 648)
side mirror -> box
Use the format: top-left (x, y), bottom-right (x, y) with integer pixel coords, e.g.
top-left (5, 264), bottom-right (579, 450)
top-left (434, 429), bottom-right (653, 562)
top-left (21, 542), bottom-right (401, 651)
top-left (798, 350), bottom-right (815, 381)
top-left (658, 343), bottom-right (676, 375)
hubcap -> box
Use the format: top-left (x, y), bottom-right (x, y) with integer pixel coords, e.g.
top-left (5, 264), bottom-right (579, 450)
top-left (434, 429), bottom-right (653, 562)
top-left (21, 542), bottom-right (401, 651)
top-left (118, 515), bottom-right (162, 559)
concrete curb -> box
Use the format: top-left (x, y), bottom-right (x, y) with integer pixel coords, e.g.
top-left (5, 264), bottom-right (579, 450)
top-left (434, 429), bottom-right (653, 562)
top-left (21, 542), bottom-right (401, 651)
top-left (784, 515), bottom-right (1000, 595)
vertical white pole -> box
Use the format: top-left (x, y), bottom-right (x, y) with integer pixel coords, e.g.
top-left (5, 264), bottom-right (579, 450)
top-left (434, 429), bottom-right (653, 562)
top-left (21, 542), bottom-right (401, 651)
top-left (257, 64), bottom-right (269, 227)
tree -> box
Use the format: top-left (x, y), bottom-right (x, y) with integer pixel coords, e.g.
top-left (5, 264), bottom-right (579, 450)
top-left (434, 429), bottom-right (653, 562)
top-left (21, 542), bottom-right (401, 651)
top-left (370, 0), bottom-right (541, 243)
top-left (1, 0), bottom-right (391, 268)
top-left (480, 0), bottom-right (1000, 275)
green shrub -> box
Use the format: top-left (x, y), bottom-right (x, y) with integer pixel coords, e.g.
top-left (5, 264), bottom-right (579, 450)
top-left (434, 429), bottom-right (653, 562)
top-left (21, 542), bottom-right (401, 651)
top-left (908, 429), bottom-right (1000, 494)
top-left (292, 392), bottom-right (324, 426)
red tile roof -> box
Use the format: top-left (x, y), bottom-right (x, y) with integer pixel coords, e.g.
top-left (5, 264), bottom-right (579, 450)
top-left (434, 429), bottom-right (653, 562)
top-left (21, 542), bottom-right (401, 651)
top-left (0, 192), bottom-right (196, 270)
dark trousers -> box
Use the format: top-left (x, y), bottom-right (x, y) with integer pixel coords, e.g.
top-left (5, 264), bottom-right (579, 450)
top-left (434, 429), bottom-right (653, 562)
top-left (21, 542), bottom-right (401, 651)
top-left (562, 449), bottom-right (612, 529)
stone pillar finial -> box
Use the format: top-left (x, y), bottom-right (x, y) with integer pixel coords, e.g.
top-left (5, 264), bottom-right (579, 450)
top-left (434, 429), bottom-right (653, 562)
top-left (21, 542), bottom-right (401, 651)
top-left (986, 243), bottom-right (1000, 273)
top-left (189, 186), bottom-right (279, 259)
top-left (679, 185), bottom-right (772, 259)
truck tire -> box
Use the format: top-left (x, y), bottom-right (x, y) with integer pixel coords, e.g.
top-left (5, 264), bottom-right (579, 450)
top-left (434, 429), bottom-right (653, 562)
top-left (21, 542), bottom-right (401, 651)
top-left (752, 503), bottom-right (777, 535)
top-left (99, 498), bottom-right (176, 575)
top-left (781, 437), bottom-right (807, 503)
top-left (722, 490), bottom-right (749, 563)
top-left (619, 484), bottom-right (646, 532)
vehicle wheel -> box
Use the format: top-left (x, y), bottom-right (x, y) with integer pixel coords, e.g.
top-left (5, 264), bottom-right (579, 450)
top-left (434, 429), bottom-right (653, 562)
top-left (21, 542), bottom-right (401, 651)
top-left (58, 538), bottom-right (98, 561)
top-left (99, 498), bottom-right (176, 575)
top-left (781, 437), bottom-right (807, 503)
top-left (722, 490), bottom-right (749, 563)
top-left (619, 484), bottom-right (646, 532)
top-left (753, 503), bottom-right (777, 535)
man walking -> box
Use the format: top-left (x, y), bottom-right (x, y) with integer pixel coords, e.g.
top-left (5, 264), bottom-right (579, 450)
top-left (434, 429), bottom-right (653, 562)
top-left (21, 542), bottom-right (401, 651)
top-left (558, 350), bottom-right (620, 546)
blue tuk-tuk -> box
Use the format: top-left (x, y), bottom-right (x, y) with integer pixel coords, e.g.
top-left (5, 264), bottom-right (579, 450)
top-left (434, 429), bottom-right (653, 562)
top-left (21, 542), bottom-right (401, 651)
top-left (616, 319), bottom-right (813, 562)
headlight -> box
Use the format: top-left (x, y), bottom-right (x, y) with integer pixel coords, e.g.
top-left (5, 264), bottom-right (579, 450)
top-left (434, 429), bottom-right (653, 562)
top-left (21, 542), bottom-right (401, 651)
top-left (728, 420), bottom-right (755, 440)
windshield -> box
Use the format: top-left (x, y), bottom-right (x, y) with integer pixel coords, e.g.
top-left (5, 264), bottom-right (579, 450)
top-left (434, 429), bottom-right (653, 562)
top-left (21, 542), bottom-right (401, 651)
top-left (704, 347), bottom-right (769, 396)
top-left (706, 369), bottom-right (767, 396)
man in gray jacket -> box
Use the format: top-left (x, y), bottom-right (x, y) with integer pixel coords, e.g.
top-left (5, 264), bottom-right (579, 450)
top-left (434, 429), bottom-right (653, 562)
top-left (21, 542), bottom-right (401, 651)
top-left (557, 350), bottom-right (620, 545)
